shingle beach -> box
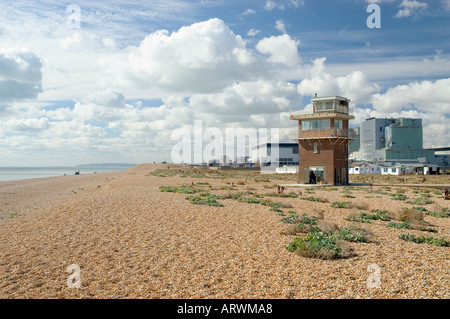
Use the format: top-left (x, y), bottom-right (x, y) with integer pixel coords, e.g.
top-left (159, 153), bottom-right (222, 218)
top-left (1, 164), bottom-right (448, 299)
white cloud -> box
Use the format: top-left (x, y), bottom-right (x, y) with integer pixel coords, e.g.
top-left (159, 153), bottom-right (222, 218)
top-left (116, 18), bottom-right (260, 95)
top-left (395, 0), bottom-right (428, 18)
top-left (247, 29), bottom-right (261, 37)
top-left (288, 0), bottom-right (305, 8)
top-left (82, 89), bottom-right (126, 109)
top-left (264, 0), bottom-right (302, 11)
top-left (337, 71), bottom-right (380, 104)
top-left (275, 19), bottom-right (287, 34)
top-left (242, 8), bottom-right (256, 16)
top-left (256, 34), bottom-right (300, 67)
top-left (5, 118), bottom-right (50, 133)
top-left (0, 48), bottom-right (43, 104)
top-left (297, 58), bottom-right (340, 97)
top-left (371, 78), bottom-right (450, 114)
top-left (59, 33), bottom-right (82, 50)
top-left (189, 80), bottom-right (300, 118)
top-left (297, 57), bottom-right (380, 104)
top-left (264, 1), bottom-right (278, 11)
top-left (444, 0), bottom-right (450, 10)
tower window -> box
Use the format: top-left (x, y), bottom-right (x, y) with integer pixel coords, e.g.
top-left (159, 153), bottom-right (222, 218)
top-left (314, 143), bottom-right (319, 153)
top-left (302, 119), bottom-right (331, 131)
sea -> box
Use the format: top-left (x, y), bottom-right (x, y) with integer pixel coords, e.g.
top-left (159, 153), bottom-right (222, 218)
top-left (0, 164), bottom-right (136, 182)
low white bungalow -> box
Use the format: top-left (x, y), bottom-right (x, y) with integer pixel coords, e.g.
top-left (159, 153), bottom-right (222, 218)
top-left (349, 162), bottom-right (382, 175)
top-left (381, 164), bottom-right (404, 175)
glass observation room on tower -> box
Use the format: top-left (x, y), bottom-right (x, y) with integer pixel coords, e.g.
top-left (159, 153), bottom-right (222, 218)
top-left (312, 97), bottom-right (349, 114)
top-left (301, 119), bottom-right (331, 131)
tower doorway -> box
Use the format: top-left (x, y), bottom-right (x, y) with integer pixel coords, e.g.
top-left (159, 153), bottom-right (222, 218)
top-left (307, 166), bottom-right (324, 184)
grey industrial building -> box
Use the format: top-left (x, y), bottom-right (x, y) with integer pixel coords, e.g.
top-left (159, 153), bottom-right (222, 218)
top-left (350, 117), bottom-right (449, 169)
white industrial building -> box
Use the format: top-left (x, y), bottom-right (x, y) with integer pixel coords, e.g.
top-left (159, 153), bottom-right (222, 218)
top-left (250, 143), bottom-right (299, 167)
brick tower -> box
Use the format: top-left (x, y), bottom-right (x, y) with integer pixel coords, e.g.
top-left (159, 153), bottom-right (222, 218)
top-left (290, 96), bottom-right (355, 185)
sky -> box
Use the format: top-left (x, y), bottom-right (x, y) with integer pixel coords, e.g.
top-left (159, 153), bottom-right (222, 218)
top-left (1, 0), bottom-right (449, 166)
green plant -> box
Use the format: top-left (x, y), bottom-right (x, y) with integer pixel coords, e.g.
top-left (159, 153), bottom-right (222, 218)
top-left (387, 221), bottom-right (412, 229)
top-left (345, 209), bottom-right (391, 223)
top-left (286, 232), bottom-right (344, 259)
top-left (159, 185), bottom-right (197, 194)
top-left (406, 197), bottom-right (434, 205)
top-left (369, 209), bottom-right (391, 221)
top-left (281, 211), bottom-right (299, 224)
top-left (333, 226), bottom-right (369, 243)
top-left (278, 191), bottom-right (299, 198)
top-left (237, 197), bottom-right (261, 204)
top-left (411, 206), bottom-right (427, 211)
top-left (331, 201), bottom-right (352, 209)
top-left (300, 196), bottom-right (321, 202)
top-left (426, 207), bottom-right (450, 218)
top-left (296, 213), bottom-right (319, 233)
top-left (390, 193), bottom-right (407, 201)
top-left (186, 193), bottom-right (224, 207)
top-left (345, 213), bottom-right (372, 223)
top-left (269, 202), bottom-right (283, 212)
top-left (199, 192), bottom-right (222, 199)
top-left (300, 196), bottom-right (328, 203)
top-left (151, 169), bottom-right (184, 177)
top-left (399, 233), bottom-right (449, 246)
top-left (8, 212), bottom-right (20, 219)
top-left (286, 222), bottom-right (369, 259)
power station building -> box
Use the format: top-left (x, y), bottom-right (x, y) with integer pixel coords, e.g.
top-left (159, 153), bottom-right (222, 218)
top-left (350, 117), bottom-right (448, 166)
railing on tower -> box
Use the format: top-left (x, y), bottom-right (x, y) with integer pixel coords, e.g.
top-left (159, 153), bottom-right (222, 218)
top-left (297, 129), bottom-right (349, 139)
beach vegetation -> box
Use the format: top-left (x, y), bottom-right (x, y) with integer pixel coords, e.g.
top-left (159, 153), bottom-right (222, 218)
top-left (300, 196), bottom-right (328, 203)
top-left (286, 232), bottom-right (345, 259)
top-left (331, 201), bottom-right (352, 209)
top-left (390, 193), bottom-right (407, 201)
top-left (426, 207), bottom-right (450, 218)
top-left (237, 197), bottom-right (261, 204)
top-left (387, 221), bottom-right (412, 229)
top-left (406, 196), bottom-right (434, 205)
top-left (159, 185), bottom-right (197, 194)
top-left (399, 233), bottom-right (449, 246)
top-left (333, 225), bottom-right (370, 243)
top-left (185, 193), bottom-right (224, 207)
top-left (281, 211), bottom-right (299, 224)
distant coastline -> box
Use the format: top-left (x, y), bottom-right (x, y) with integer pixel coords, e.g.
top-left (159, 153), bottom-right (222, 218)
top-left (0, 164), bottom-right (136, 182)
top-left (76, 163), bottom-right (136, 168)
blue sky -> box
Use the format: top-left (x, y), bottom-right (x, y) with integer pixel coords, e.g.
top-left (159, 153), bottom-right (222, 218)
top-left (0, 0), bottom-right (449, 166)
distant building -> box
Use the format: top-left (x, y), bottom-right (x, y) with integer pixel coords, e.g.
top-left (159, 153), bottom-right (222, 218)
top-left (354, 117), bottom-right (396, 161)
top-left (352, 117), bottom-right (436, 163)
top-left (380, 163), bottom-right (404, 176)
top-left (349, 162), bottom-right (382, 175)
top-left (290, 96), bottom-right (354, 185)
top-left (348, 127), bottom-right (360, 154)
top-left (250, 143), bottom-right (299, 167)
